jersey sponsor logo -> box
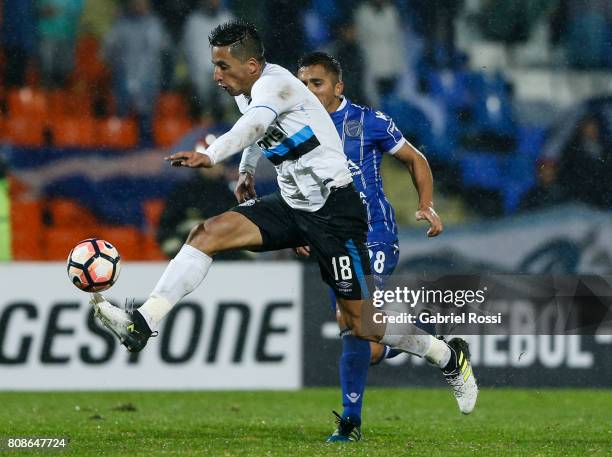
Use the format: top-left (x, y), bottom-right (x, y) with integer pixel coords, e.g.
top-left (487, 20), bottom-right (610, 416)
top-left (375, 111), bottom-right (389, 121)
top-left (258, 125), bottom-right (321, 165)
top-left (347, 159), bottom-right (362, 177)
top-left (359, 191), bottom-right (368, 206)
top-left (239, 199), bottom-right (257, 207)
top-left (336, 281), bottom-right (353, 294)
top-left (344, 119), bottom-right (362, 137)
top-left (257, 125), bottom-right (287, 150)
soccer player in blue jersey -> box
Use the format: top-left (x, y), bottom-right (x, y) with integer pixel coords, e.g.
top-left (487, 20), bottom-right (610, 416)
top-left (297, 52), bottom-right (445, 442)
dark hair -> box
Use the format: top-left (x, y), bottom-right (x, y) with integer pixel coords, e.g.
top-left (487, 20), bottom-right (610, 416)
top-left (297, 52), bottom-right (343, 81)
top-left (209, 19), bottom-right (265, 63)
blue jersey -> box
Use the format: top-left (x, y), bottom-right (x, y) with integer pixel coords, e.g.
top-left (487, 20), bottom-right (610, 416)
top-left (330, 97), bottom-right (404, 244)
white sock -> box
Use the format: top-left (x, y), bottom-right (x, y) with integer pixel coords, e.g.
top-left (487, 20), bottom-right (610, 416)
top-left (138, 244), bottom-right (212, 330)
top-left (380, 310), bottom-right (451, 368)
top-left (425, 337), bottom-right (451, 368)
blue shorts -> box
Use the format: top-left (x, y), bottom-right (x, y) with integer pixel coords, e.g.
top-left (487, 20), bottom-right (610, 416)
top-left (329, 241), bottom-right (399, 310)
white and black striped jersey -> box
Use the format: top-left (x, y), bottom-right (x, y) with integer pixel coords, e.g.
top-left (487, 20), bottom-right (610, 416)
top-left (237, 63), bottom-right (352, 211)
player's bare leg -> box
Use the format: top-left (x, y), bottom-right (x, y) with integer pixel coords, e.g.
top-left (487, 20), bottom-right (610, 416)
top-left (336, 309), bottom-right (388, 365)
top-left (336, 297), bottom-right (478, 414)
top-left (92, 211), bottom-right (262, 352)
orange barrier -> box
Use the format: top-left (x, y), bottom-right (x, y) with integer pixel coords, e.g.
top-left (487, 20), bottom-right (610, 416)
top-left (7, 87), bottom-right (47, 118)
top-left (155, 92), bottom-right (188, 119)
top-left (46, 198), bottom-right (99, 228)
top-left (153, 117), bottom-right (192, 147)
top-left (10, 199), bottom-right (44, 259)
top-left (96, 117), bottom-right (139, 149)
top-left (5, 116), bottom-right (46, 147)
top-left (50, 116), bottom-right (97, 148)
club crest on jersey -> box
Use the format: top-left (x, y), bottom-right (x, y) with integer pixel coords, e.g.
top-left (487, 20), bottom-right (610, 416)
top-left (344, 120), bottom-right (362, 137)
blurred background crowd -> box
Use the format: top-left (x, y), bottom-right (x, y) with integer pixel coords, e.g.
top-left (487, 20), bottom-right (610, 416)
top-left (0, 0), bottom-right (611, 263)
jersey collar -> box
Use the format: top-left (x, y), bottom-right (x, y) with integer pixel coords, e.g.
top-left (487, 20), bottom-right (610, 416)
top-left (336, 97), bottom-right (347, 112)
top-left (331, 96), bottom-right (349, 121)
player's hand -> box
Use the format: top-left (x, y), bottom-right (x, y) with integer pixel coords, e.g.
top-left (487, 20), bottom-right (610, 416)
top-left (415, 206), bottom-right (443, 237)
top-left (234, 172), bottom-right (256, 203)
top-left (164, 150), bottom-right (212, 168)
top-left (295, 246), bottom-right (311, 258)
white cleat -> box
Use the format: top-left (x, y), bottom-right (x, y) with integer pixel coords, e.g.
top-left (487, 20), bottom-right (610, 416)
top-left (90, 293), bottom-right (154, 352)
top-left (442, 338), bottom-right (479, 414)
top-left (90, 293), bottom-right (131, 343)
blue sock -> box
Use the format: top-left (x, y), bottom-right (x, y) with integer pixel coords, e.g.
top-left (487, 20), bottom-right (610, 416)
top-left (371, 345), bottom-right (402, 365)
top-left (340, 334), bottom-right (370, 422)
top-left (386, 347), bottom-right (402, 359)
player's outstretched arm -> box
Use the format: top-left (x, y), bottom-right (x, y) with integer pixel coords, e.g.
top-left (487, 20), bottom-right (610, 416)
top-left (165, 106), bottom-right (276, 168)
top-left (393, 142), bottom-right (443, 237)
top-left (165, 150), bottom-right (213, 168)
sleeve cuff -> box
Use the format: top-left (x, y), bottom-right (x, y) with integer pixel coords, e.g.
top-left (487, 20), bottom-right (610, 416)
top-left (238, 165), bottom-right (255, 175)
top-left (385, 137), bottom-right (407, 155)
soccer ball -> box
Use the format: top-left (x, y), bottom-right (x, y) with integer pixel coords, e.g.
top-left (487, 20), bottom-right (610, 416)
top-left (67, 238), bottom-right (121, 292)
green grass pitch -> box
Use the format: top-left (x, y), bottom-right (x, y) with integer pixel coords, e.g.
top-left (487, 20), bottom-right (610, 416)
top-left (1, 388), bottom-right (610, 456)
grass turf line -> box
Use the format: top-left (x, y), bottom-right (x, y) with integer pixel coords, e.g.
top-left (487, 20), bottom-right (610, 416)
top-left (0, 388), bottom-right (610, 456)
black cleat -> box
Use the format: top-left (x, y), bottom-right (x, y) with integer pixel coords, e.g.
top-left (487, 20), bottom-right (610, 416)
top-left (326, 411), bottom-right (362, 442)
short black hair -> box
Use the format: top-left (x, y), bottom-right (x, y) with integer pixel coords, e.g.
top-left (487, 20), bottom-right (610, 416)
top-left (209, 19), bottom-right (265, 63)
top-left (297, 52), bottom-right (342, 81)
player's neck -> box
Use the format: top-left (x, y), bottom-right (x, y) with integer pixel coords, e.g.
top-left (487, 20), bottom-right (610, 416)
top-left (244, 62), bottom-right (267, 98)
top-left (328, 96), bottom-right (343, 113)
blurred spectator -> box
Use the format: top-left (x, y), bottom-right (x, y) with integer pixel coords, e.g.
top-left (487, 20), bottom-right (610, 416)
top-left (325, 21), bottom-right (367, 105)
top-left (476, 0), bottom-right (550, 44)
top-left (152, 0), bottom-right (196, 42)
top-left (555, 0), bottom-right (612, 69)
top-left (103, 0), bottom-right (169, 146)
top-left (410, 0), bottom-right (464, 62)
top-left (182, 0), bottom-right (234, 120)
top-left (157, 165), bottom-right (246, 260)
top-left (519, 160), bottom-right (566, 211)
top-left (152, 0), bottom-right (197, 90)
top-left (79, 0), bottom-right (120, 40)
top-left (1, 0), bottom-right (37, 87)
top-left (354, 0), bottom-right (405, 104)
top-left (263, 1), bottom-right (306, 70)
top-left (38, 0), bottom-right (84, 88)
top-left (556, 116), bottom-right (612, 208)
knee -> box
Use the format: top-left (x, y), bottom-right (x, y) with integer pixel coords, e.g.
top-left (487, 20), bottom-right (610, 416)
top-left (186, 217), bottom-right (222, 254)
top-left (336, 299), bottom-right (364, 337)
top-left (342, 312), bottom-right (365, 338)
top-left (187, 220), bottom-right (206, 243)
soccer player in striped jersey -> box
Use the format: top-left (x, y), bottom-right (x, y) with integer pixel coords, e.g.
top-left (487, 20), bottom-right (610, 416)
top-left (92, 22), bottom-right (477, 435)
top-left (298, 52), bottom-right (472, 442)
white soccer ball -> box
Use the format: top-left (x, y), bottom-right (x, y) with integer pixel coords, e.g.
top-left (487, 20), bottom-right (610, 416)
top-left (67, 238), bottom-right (121, 292)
